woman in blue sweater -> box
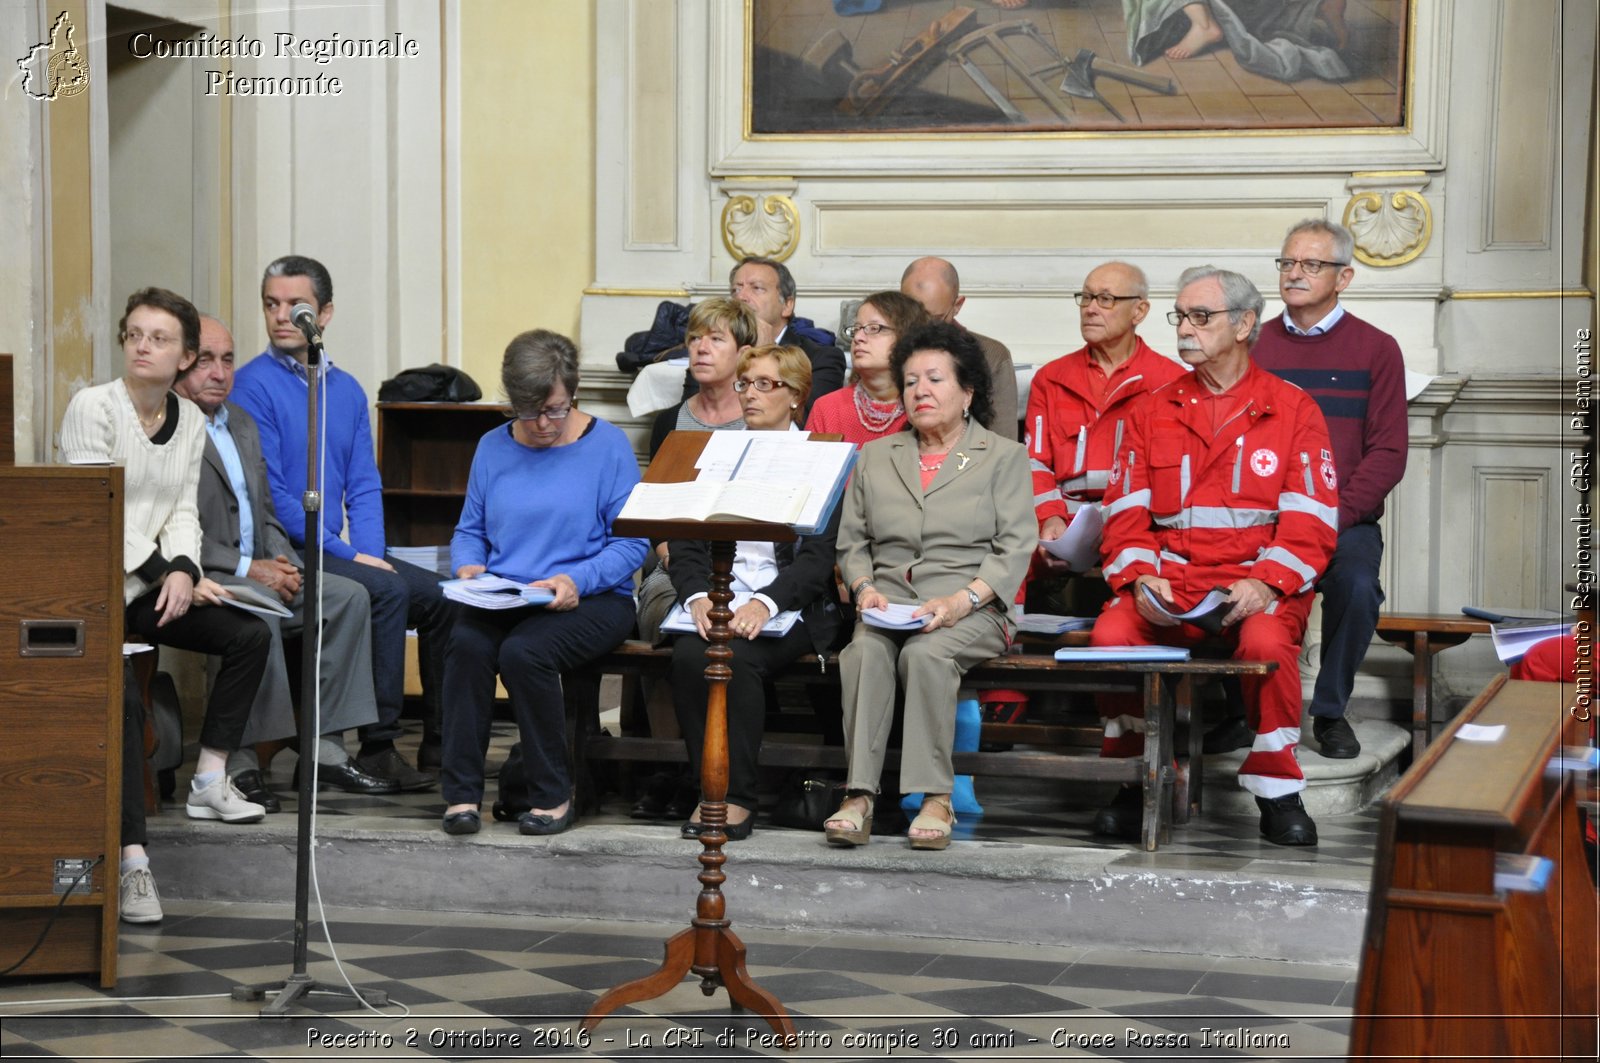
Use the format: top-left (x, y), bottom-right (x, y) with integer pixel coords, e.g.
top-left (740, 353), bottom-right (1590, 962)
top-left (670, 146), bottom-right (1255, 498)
top-left (439, 330), bottom-right (647, 836)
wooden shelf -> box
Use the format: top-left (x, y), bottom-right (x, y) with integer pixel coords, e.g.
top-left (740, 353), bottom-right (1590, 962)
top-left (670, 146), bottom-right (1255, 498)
top-left (376, 402), bottom-right (510, 547)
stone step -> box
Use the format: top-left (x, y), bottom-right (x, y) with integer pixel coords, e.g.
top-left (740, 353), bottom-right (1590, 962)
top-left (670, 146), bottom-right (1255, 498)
top-left (1198, 718), bottom-right (1409, 817)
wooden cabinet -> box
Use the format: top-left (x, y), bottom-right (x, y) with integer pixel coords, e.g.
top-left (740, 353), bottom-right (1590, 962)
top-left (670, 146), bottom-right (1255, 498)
top-left (0, 466), bottom-right (124, 987)
top-left (1350, 675), bottom-right (1597, 1060)
top-left (375, 402), bottom-right (511, 547)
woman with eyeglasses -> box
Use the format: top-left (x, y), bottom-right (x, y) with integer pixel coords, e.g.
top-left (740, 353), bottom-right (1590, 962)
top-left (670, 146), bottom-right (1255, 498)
top-left (438, 329), bottom-right (647, 837)
top-left (804, 291), bottom-right (929, 447)
top-left (664, 344), bottom-right (843, 841)
top-left (60, 288), bottom-right (274, 922)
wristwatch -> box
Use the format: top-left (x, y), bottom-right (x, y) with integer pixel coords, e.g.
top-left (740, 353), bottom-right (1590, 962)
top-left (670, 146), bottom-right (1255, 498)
top-left (964, 588), bottom-right (982, 610)
top-left (853, 580), bottom-right (876, 600)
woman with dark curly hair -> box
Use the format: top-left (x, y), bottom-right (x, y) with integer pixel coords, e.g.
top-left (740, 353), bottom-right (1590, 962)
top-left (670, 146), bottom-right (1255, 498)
top-left (824, 322), bottom-right (1034, 850)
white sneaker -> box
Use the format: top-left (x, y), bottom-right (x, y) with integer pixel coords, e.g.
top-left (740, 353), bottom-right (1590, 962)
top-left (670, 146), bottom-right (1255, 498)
top-left (119, 867), bottom-right (163, 924)
top-left (186, 775), bottom-right (266, 823)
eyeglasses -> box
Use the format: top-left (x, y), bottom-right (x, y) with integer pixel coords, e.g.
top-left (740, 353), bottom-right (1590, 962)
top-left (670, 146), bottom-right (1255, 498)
top-left (515, 403), bottom-right (572, 422)
top-left (1273, 257), bottom-right (1348, 275)
top-left (843, 323), bottom-right (894, 339)
top-left (122, 329), bottom-right (180, 350)
top-left (733, 377), bottom-right (790, 393)
top-left (1073, 292), bottom-right (1143, 309)
top-left (1166, 308), bottom-right (1240, 327)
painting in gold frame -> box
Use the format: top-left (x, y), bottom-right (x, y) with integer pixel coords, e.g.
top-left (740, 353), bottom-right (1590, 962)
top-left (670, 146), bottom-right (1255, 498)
top-left (748, 0), bottom-right (1409, 135)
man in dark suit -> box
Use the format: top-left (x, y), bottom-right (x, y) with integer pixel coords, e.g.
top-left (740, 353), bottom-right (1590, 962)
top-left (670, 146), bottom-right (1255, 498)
top-left (175, 315), bottom-right (395, 807)
top-left (729, 256), bottom-right (846, 408)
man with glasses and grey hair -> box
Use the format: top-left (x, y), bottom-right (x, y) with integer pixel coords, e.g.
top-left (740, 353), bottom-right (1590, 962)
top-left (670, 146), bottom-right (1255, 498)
top-left (1244, 219), bottom-right (1408, 761)
top-left (1025, 261), bottom-right (1187, 562)
top-left (1089, 266), bottom-right (1338, 847)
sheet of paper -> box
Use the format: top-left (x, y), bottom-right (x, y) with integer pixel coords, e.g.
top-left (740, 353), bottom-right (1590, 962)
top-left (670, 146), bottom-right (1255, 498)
top-left (732, 436), bottom-right (855, 531)
top-left (1456, 723), bottom-right (1506, 743)
top-left (1039, 504), bottom-right (1103, 570)
top-left (693, 431), bottom-right (751, 481)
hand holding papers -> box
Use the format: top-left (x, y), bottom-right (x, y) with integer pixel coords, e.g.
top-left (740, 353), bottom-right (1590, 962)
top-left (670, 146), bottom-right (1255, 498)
top-left (215, 581), bottom-right (294, 618)
top-left (1038, 504), bottom-right (1103, 572)
top-left (440, 574), bottom-right (555, 610)
top-left (661, 597), bottom-right (801, 638)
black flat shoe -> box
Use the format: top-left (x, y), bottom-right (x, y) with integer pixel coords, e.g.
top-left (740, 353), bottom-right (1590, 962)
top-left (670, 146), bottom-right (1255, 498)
top-left (1090, 785), bottom-right (1143, 841)
top-left (519, 803), bottom-right (577, 836)
top-left (442, 809), bottom-right (480, 835)
top-left (1256, 794), bottom-right (1318, 846)
top-left (1312, 716), bottom-right (1361, 759)
top-left (681, 814), bottom-right (755, 841)
top-left (629, 771), bottom-right (677, 819)
top-left (1202, 715), bottom-right (1256, 755)
top-left (317, 758), bottom-right (401, 795)
top-left (231, 770), bottom-right (280, 814)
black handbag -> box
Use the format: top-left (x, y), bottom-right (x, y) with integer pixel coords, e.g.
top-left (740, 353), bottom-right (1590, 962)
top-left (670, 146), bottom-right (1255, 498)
top-left (769, 774), bottom-right (844, 831)
top-left (377, 364), bottom-right (482, 403)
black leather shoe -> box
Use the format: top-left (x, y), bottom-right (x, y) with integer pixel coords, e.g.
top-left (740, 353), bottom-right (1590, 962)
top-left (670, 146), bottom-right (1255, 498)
top-left (682, 813), bottom-right (755, 841)
top-left (442, 809), bottom-right (480, 835)
top-left (318, 758), bottom-right (401, 795)
top-left (630, 771), bottom-right (678, 820)
top-left (355, 747), bottom-right (437, 792)
top-left (1256, 794), bottom-right (1318, 846)
top-left (1312, 716), bottom-right (1361, 759)
top-left (1090, 786), bottom-right (1143, 841)
top-left (519, 802), bottom-right (577, 836)
top-left (231, 770), bottom-right (280, 814)
top-left (1202, 715), bottom-right (1256, 755)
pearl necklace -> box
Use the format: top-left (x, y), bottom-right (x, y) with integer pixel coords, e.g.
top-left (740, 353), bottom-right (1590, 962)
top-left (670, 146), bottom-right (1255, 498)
top-left (917, 456), bottom-right (944, 473)
top-left (852, 382), bottom-right (902, 434)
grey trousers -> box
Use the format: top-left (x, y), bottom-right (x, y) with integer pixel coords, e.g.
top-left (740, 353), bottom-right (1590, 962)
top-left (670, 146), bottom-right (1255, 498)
top-left (839, 609), bottom-right (1008, 795)
top-left (217, 569), bottom-right (380, 745)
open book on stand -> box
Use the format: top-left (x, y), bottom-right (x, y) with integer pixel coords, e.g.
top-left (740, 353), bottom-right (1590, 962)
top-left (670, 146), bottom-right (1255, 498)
top-left (618, 431), bottom-right (856, 535)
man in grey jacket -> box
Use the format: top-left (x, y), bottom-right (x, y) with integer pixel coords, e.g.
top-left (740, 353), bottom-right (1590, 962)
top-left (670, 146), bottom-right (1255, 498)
top-left (175, 315), bottom-right (395, 808)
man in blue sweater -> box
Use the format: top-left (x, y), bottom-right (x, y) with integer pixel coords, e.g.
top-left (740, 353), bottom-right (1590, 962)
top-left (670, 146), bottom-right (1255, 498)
top-left (233, 255), bottom-right (448, 790)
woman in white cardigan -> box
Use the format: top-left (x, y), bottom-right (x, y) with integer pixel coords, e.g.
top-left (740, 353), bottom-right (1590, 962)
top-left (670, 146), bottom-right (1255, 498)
top-left (60, 288), bottom-right (273, 923)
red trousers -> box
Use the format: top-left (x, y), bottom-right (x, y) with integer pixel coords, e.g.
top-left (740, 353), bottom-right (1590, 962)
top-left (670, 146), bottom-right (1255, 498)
top-left (1508, 633), bottom-right (1579, 683)
top-left (1091, 591), bottom-right (1314, 798)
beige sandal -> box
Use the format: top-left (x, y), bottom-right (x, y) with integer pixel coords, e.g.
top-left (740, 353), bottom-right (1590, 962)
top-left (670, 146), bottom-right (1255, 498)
top-left (908, 794), bottom-right (956, 851)
top-left (824, 793), bottom-right (874, 847)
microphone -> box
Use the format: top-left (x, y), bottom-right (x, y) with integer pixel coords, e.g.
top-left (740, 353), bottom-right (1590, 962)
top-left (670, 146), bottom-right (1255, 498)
top-left (290, 303), bottom-right (321, 343)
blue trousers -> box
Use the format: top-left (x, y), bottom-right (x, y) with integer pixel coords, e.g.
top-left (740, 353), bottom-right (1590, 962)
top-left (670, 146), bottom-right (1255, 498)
top-left (440, 594), bottom-right (635, 809)
top-left (321, 552), bottom-right (452, 743)
top-left (1310, 521), bottom-right (1385, 719)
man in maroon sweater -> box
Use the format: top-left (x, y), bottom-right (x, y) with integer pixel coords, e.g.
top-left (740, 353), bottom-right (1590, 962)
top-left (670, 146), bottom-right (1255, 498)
top-left (1250, 219), bottom-right (1409, 759)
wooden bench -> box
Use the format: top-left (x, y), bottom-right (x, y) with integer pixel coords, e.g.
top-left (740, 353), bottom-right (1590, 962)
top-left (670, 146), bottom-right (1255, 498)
top-left (1373, 613), bottom-right (1491, 758)
top-left (564, 641), bottom-right (1274, 851)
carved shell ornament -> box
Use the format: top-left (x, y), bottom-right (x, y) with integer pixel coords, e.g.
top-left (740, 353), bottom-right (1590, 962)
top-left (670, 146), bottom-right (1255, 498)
top-left (1342, 189), bottom-right (1432, 267)
top-left (721, 193), bottom-right (800, 263)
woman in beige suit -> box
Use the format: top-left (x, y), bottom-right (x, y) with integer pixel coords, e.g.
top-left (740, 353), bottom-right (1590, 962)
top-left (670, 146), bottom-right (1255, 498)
top-left (826, 322), bottom-right (1035, 850)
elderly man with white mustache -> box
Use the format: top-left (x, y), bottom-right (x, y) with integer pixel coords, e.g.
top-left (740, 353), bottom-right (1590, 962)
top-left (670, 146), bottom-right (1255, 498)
top-left (1088, 266), bottom-right (1339, 847)
top-left (1248, 220), bottom-right (1408, 762)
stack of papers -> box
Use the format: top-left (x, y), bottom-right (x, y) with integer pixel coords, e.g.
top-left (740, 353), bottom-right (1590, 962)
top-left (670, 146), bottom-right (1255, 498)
top-left (1016, 613), bottom-right (1096, 635)
top-left (661, 598), bottom-right (801, 637)
top-left (1489, 616), bottom-right (1574, 663)
top-left (862, 603), bottom-right (927, 630)
top-left (439, 574), bottom-right (554, 610)
top-left (1054, 645), bottom-right (1191, 662)
top-left (389, 545), bottom-right (453, 579)
top-left (1493, 853), bottom-right (1553, 893)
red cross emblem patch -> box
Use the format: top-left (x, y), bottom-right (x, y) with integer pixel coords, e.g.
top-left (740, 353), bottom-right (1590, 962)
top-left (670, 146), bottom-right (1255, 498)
top-left (1249, 448), bottom-right (1278, 477)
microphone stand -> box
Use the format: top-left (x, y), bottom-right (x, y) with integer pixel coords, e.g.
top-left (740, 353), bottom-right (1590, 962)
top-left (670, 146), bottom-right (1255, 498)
top-left (232, 328), bottom-right (388, 1018)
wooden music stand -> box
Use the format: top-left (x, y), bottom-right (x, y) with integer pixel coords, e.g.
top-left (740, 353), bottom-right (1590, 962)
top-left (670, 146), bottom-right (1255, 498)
top-left (584, 430), bottom-right (840, 1048)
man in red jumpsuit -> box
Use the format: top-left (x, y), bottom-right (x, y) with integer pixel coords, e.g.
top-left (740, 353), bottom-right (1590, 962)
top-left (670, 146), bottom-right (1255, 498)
top-left (1091, 266), bottom-right (1339, 846)
top-left (1027, 261), bottom-right (1189, 540)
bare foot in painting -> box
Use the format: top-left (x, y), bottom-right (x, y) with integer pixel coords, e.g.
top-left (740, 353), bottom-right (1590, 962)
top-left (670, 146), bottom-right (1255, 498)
top-left (1165, 2), bottom-right (1225, 60)
top-left (1318, 0), bottom-right (1349, 49)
